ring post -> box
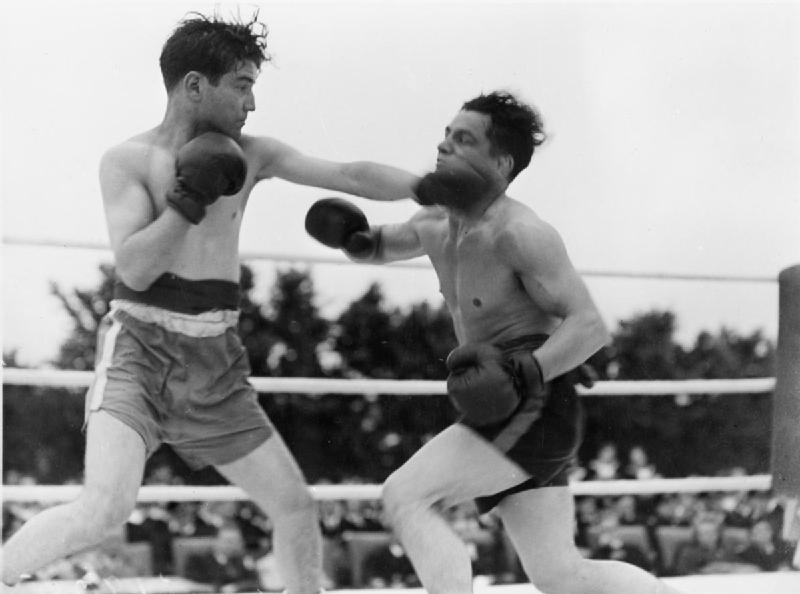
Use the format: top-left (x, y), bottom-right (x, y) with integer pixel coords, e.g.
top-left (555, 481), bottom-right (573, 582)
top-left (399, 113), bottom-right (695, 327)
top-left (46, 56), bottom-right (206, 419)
top-left (772, 264), bottom-right (800, 554)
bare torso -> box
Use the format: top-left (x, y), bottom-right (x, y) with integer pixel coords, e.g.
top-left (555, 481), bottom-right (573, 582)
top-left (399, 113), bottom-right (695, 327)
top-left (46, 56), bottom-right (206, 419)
top-left (414, 197), bottom-right (561, 345)
top-left (118, 130), bottom-right (265, 282)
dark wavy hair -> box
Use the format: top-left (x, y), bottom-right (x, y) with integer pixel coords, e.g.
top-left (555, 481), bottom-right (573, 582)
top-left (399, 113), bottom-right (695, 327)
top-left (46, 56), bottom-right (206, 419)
top-left (159, 12), bottom-right (270, 91)
top-left (462, 91), bottom-right (546, 181)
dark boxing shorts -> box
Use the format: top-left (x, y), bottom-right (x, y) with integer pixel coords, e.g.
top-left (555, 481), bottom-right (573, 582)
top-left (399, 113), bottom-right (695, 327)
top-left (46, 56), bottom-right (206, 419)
top-left (463, 334), bottom-right (584, 513)
top-left (84, 276), bottom-right (273, 469)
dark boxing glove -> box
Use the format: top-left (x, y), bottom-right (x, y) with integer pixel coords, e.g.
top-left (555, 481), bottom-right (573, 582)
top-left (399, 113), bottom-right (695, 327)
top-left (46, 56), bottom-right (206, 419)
top-left (413, 168), bottom-right (489, 208)
top-left (166, 132), bottom-right (247, 224)
top-left (445, 342), bottom-right (547, 426)
top-left (305, 197), bottom-right (381, 259)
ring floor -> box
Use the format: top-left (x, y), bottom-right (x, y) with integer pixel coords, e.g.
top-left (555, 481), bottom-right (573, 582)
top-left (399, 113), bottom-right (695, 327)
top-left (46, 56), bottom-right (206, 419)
top-left (8, 572), bottom-right (800, 594)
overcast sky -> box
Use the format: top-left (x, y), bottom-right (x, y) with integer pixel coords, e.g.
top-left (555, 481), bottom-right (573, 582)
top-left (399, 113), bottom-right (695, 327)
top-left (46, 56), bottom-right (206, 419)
top-left (2, 0), bottom-right (798, 366)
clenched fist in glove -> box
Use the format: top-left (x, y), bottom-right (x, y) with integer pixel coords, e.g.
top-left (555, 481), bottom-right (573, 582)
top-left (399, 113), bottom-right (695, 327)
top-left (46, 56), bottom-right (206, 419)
top-left (166, 132), bottom-right (247, 224)
top-left (445, 342), bottom-right (547, 426)
top-left (304, 197), bottom-right (381, 259)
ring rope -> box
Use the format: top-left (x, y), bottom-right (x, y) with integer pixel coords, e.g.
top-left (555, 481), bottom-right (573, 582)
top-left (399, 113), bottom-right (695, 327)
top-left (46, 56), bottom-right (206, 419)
top-left (2, 368), bottom-right (775, 396)
top-left (1, 475), bottom-right (772, 504)
top-left (1, 236), bottom-right (777, 284)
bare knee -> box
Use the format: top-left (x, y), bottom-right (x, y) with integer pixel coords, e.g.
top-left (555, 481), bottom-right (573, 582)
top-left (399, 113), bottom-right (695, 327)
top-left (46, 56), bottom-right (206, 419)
top-left (525, 550), bottom-right (585, 594)
top-left (74, 485), bottom-right (137, 535)
top-left (382, 471), bottom-right (428, 528)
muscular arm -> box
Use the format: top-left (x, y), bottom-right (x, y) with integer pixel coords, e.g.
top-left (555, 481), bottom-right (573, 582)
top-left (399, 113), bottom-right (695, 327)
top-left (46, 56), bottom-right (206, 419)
top-left (349, 207), bottom-right (436, 264)
top-left (100, 146), bottom-right (191, 290)
top-left (249, 136), bottom-right (419, 201)
top-left (500, 220), bottom-right (610, 381)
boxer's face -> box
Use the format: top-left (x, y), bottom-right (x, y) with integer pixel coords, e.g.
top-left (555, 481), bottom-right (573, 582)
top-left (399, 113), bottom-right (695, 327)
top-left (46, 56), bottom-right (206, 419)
top-left (436, 110), bottom-right (494, 174)
top-left (435, 110), bottom-right (510, 200)
top-left (197, 60), bottom-right (259, 139)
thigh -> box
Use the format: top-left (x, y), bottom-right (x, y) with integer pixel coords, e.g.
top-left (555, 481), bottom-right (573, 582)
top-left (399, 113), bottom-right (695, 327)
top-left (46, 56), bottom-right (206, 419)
top-left (386, 423), bottom-right (532, 508)
top-left (497, 486), bottom-right (580, 565)
top-left (83, 410), bottom-right (147, 511)
top-left (215, 430), bottom-right (311, 514)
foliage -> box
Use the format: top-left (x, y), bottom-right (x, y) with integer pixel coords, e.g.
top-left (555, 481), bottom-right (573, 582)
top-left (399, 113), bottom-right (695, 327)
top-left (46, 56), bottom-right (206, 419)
top-left (2, 266), bottom-right (777, 484)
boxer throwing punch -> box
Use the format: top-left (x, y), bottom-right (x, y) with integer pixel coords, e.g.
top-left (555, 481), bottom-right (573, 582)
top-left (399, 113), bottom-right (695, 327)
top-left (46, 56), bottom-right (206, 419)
top-left (306, 91), bottom-right (686, 594)
top-left (2, 13), bottom-right (417, 590)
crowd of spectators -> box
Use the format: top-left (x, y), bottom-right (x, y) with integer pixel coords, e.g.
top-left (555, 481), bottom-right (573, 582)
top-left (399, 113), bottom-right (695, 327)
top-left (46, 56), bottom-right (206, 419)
top-left (3, 444), bottom-right (797, 591)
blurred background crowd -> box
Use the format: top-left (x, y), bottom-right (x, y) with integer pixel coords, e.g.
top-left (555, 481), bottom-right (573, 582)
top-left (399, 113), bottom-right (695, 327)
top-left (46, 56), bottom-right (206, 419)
top-left (3, 265), bottom-right (794, 589)
top-left (4, 444), bottom-right (797, 591)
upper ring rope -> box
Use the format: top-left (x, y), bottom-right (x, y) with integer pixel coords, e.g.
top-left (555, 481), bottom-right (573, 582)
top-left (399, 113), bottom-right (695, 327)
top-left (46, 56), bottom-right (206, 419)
top-left (1, 236), bottom-right (777, 284)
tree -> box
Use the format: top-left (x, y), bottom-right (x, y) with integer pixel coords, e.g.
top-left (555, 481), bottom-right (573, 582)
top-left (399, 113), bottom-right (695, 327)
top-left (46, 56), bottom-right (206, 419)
top-left (2, 351), bottom-right (85, 483)
top-left (580, 311), bottom-right (775, 477)
top-left (50, 263), bottom-right (116, 371)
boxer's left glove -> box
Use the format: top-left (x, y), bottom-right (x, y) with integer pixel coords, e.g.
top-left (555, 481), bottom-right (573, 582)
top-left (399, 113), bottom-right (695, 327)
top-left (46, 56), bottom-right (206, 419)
top-left (446, 343), bottom-right (547, 426)
top-left (166, 132), bottom-right (247, 224)
top-left (305, 197), bottom-right (381, 259)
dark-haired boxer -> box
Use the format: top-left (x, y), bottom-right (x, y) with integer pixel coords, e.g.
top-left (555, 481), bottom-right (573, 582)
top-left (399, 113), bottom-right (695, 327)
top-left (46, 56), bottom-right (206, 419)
top-left (307, 91), bottom-right (687, 594)
top-left (2, 13), bottom-right (417, 591)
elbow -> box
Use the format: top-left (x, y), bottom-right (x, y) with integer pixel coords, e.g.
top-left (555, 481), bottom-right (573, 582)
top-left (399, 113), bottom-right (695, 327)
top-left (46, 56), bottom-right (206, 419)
top-left (115, 263), bottom-right (154, 292)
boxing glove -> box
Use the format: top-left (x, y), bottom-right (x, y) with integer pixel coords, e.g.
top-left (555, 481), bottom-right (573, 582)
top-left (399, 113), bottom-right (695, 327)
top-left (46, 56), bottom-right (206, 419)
top-left (446, 342), bottom-right (546, 426)
top-left (305, 197), bottom-right (381, 259)
top-left (413, 168), bottom-right (488, 208)
top-left (166, 132), bottom-right (247, 224)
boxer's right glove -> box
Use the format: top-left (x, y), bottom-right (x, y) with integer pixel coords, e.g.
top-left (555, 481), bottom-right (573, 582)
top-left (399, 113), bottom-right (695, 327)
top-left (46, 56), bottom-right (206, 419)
top-left (446, 343), bottom-right (548, 426)
top-left (305, 197), bottom-right (381, 259)
top-left (166, 132), bottom-right (248, 224)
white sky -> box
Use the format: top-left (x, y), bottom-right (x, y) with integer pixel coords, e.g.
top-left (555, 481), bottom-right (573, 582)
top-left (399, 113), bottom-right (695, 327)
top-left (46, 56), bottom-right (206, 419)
top-left (2, 0), bottom-right (799, 366)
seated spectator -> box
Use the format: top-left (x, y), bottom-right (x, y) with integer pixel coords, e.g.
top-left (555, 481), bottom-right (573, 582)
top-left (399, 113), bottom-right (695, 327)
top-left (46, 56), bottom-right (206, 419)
top-left (341, 499), bottom-right (384, 532)
top-left (183, 522), bottom-right (260, 593)
top-left (586, 443), bottom-right (620, 481)
top-left (169, 502), bottom-right (219, 537)
top-left (622, 445), bottom-right (659, 480)
top-left (615, 495), bottom-right (648, 526)
top-left (234, 502), bottom-right (272, 552)
top-left (126, 503), bottom-right (173, 575)
top-left (735, 517), bottom-right (794, 572)
top-left (671, 512), bottom-right (746, 575)
top-left (590, 510), bottom-right (653, 572)
top-left (574, 497), bottom-right (601, 550)
top-left (361, 533), bottom-right (420, 588)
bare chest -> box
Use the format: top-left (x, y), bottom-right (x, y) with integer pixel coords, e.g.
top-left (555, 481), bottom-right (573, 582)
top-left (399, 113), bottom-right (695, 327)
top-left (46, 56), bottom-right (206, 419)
top-left (429, 230), bottom-right (523, 322)
top-left (144, 153), bottom-right (248, 235)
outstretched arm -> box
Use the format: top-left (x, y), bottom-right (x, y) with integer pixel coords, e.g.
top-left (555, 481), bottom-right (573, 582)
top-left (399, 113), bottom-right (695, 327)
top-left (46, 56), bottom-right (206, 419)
top-left (501, 220), bottom-right (610, 381)
top-left (304, 197), bottom-right (429, 264)
top-left (249, 136), bottom-right (419, 201)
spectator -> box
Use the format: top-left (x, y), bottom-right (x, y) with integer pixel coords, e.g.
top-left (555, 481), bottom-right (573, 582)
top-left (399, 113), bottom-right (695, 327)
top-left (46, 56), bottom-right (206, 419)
top-left (126, 504), bottom-right (173, 575)
top-left (361, 533), bottom-right (420, 588)
top-left (671, 512), bottom-right (743, 575)
top-left (586, 443), bottom-right (620, 481)
top-left (183, 522), bottom-right (260, 593)
top-left (735, 517), bottom-right (793, 572)
top-left (169, 502), bottom-right (218, 537)
top-left (589, 510), bottom-right (653, 572)
top-left (615, 495), bottom-right (648, 526)
top-left (574, 496), bottom-right (601, 550)
top-left (622, 446), bottom-right (659, 480)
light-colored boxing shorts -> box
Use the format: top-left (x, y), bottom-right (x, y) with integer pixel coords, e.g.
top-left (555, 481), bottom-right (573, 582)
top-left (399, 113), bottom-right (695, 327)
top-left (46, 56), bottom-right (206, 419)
top-left (84, 299), bottom-right (273, 469)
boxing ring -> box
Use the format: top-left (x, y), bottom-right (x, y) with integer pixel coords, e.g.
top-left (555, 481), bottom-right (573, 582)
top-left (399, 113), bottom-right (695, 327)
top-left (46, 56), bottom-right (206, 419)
top-left (2, 241), bottom-right (799, 594)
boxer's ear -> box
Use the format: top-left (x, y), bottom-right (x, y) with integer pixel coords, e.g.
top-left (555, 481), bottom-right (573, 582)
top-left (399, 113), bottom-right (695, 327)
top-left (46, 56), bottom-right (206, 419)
top-left (496, 153), bottom-right (514, 181)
